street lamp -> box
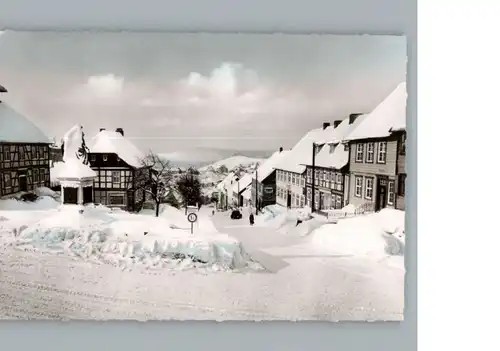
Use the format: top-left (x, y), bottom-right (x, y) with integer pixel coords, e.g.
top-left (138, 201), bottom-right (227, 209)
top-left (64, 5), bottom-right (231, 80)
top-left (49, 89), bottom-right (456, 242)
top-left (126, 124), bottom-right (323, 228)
top-left (254, 164), bottom-right (259, 215)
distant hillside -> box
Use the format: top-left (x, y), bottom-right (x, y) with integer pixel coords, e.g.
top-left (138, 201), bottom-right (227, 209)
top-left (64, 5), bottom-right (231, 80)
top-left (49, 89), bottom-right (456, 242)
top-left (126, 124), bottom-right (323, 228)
top-left (198, 155), bottom-right (265, 173)
top-left (197, 155), bottom-right (265, 197)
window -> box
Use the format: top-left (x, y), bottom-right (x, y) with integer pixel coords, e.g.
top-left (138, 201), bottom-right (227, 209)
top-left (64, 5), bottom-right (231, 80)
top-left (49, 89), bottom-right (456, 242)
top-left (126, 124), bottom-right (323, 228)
top-left (365, 178), bottom-right (374, 200)
top-left (287, 173), bottom-right (291, 183)
top-left (300, 195), bottom-right (305, 208)
top-left (103, 155), bottom-right (108, 162)
top-left (400, 133), bottom-right (406, 155)
top-left (19, 147), bottom-right (25, 160)
top-left (329, 144), bottom-right (335, 154)
top-left (366, 142), bottom-right (374, 163)
top-left (90, 154), bottom-right (96, 162)
top-left (355, 144), bottom-right (364, 162)
top-left (3, 173), bottom-right (11, 187)
top-left (292, 174), bottom-right (296, 185)
top-left (109, 194), bottom-right (125, 205)
top-left (31, 147), bottom-right (36, 159)
top-left (344, 143), bottom-right (349, 151)
top-left (355, 176), bottom-right (363, 197)
top-left (112, 171), bottom-right (120, 184)
top-left (35, 146), bottom-right (40, 159)
top-left (33, 169), bottom-right (39, 182)
top-left (301, 176), bottom-right (305, 187)
top-left (398, 174), bottom-right (406, 196)
top-left (388, 181), bottom-right (395, 205)
top-left (307, 169), bottom-right (312, 177)
top-left (336, 174), bottom-right (342, 184)
top-left (3, 148), bottom-right (10, 161)
top-left (307, 188), bottom-right (311, 200)
top-left (336, 195), bottom-right (342, 209)
top-left (264, 187), bottom-right (274, 194)
top-left (377, 142), bottom-right (387, 164)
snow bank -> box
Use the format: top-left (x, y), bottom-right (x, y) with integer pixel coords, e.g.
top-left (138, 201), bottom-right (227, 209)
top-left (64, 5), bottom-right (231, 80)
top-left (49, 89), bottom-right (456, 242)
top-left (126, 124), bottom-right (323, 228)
top-left (34, 187), bottom-right (59, 198)
top-left (256, 205), bottom-right (324, 237)
top-left (15, 205), bottom-right (262, 272)
top-left (311, 209), bottom-right (405, 260)
top-left (0, 195), bottom-right (60, 211)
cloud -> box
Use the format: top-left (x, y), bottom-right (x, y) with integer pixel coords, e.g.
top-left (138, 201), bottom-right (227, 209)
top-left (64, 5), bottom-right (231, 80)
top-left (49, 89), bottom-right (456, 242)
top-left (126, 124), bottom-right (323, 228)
top-left (86, 74), bottom-right (124, 98)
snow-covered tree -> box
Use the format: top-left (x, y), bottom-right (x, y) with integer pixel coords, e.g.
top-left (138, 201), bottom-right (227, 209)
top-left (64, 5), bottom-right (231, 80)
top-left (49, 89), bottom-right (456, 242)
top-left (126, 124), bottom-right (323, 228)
top-left (136, 151), bottom-right (174, 217)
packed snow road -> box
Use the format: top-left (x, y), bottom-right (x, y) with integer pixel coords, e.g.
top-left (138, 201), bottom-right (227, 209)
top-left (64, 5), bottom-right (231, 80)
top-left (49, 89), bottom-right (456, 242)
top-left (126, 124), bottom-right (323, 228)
top-left (0, 208), bottom-right (404, 321)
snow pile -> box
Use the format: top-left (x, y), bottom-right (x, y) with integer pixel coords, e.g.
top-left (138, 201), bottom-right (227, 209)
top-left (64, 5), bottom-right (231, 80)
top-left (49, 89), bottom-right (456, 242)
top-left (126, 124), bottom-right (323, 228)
top-left (34, 186), bottom-right (59, 198)
top-left (0, 195), bottom-right (60, 211)
top-left (256, 205), bottom-right (324, 237)
top-left (13, 205), bottom-right (262, 272)
top-left (311, 209), bottom-right (405, 260)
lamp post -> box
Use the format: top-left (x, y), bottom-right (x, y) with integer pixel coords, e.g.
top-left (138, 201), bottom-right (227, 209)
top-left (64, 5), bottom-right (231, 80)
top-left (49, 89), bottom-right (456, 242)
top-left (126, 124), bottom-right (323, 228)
top-left (254, 165), bottom-right (259, 216)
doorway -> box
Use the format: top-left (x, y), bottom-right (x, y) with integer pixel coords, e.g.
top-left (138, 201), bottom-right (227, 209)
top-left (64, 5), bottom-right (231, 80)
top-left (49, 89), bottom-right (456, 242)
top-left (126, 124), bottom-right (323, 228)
top-left (287, 191), bottom-right (292, 208)
top-left (376, 177), bottom-right (388, 212)
top-left (19, 175), bottom-right (27, 192)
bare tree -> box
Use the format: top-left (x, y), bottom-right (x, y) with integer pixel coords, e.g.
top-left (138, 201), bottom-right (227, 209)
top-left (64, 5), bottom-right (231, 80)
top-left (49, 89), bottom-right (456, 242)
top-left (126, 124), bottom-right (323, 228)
top-left (136, 151), bottom-right (174, 217)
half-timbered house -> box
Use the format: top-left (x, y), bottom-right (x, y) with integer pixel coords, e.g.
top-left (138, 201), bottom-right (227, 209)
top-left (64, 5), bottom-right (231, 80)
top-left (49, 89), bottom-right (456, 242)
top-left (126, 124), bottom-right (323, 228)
top-left (0, 85), bottom-right (51, 197)
top-left (275, 124), bottom-right (330, 210)
top-left (87, 128), bottom-right (152, 212)
top-left (344, 82), bottom-right (407, 212)
top-left (302, 115), bottom-right (362, 211)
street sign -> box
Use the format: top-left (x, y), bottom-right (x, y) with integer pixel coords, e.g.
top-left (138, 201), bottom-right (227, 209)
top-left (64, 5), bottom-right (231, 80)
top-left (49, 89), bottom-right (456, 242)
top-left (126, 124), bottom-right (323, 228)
top-left (187, 213), bottom-right (198, 223)
top-left (187, 212), bottom-right (198, 235)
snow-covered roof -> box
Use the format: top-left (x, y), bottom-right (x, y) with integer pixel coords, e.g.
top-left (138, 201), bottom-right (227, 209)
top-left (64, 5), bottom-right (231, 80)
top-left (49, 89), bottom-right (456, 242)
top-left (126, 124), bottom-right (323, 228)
top-left (0, 102), bottom-right (50, 144)
top-left (89, 130), bottom-right (146, 168)
top-left (274, 127), bottom-right (333, 174)
top-left (345, 82), bottom-right (407, 141)
top-left (217, 172), bottom-right (237, 192)
top-left (304, 118), bottom-right (357, 169)
top-left (54, 158), bottom-right (97, 179)
top-left (254, 150), bottom-right (290, 182)
top-left (232, 173), bottom-right (253, 193)
top-left (242, 187), bottom-right (252, 200)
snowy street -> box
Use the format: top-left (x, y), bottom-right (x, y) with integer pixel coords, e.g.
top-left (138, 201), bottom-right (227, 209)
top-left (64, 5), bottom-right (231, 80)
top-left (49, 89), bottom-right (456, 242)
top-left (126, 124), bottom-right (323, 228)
top-left (0, 206), bottom-right (404, 321)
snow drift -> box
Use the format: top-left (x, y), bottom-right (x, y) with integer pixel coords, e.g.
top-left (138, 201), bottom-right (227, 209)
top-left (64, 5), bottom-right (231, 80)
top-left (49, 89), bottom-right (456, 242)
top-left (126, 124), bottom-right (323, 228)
top-left (311, 208), bottom-right (405, 259)
top-left (1, 198), bottom-right (262, 272)
top-left (256, 205), bottom-right (326, 237)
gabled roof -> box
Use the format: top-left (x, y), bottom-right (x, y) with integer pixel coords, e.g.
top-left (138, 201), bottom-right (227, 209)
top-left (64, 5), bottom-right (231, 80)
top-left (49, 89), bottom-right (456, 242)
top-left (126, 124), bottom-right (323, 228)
top-left (0, 102), bottom-right (50, 144)
top-left (345, 82), bottom-right (407, 141)
top-left (274, 127), bottom-right (333, 174)
top-left (304, 117), bottom-right (359, 169)
top-left (254, 150), bottom-right (290, 182)
top-left (217, 172), bottom-right (237, 192)
top-left (88, 130), bottom-right (146, 168)
top-left (232, 173), bottom-right (253, 193)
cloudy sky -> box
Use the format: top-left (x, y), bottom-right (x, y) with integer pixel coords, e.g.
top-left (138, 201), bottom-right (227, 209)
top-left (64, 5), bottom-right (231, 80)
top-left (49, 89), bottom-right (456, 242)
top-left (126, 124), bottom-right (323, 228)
top-left (0, 31), bottom-right (406, 161)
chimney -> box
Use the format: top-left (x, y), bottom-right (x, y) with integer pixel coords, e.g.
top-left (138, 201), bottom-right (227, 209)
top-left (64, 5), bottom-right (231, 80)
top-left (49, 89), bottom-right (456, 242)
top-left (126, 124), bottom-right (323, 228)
top-left (279, 147), bottom-right (283, 153)
top-left (333, 120), bottom-right (342, 128)
top-left (349, 113), bottom-right (362, 125)
top-left (115, 128), bottom-right (124, 136)
top-left (99, 128), bottom-right (106, 132)
top-left (322, 122), bottom-right (331, 130)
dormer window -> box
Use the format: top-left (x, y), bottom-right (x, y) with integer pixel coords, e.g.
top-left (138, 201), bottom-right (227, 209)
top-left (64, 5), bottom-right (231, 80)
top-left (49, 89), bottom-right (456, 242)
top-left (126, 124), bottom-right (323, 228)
top-left (329, 144), bottom-right (335, 154)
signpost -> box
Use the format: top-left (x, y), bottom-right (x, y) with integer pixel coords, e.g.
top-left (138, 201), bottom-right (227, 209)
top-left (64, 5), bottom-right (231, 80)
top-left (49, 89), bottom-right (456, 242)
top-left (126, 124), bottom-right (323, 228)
top-left (187, 212), bottom-right (198, 234)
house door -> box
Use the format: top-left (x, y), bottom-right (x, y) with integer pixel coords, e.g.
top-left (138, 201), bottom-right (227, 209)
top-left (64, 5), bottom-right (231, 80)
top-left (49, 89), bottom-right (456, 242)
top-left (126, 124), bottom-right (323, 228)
top-left (63, 187), bottom-right (78, 204)
top-left (376, 178), bottom-right (388, 212)
top-left (287, 191), bottom-right (292, 208)
top-left (83, 186), bottom-right (93, 204)
top-left (19, 175), bottom-right (27, 192)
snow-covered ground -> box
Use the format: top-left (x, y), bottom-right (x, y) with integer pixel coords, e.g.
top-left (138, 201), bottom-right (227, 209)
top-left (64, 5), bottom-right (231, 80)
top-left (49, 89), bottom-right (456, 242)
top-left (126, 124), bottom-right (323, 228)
top-left (0, 196), bottom-right (405, 321)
